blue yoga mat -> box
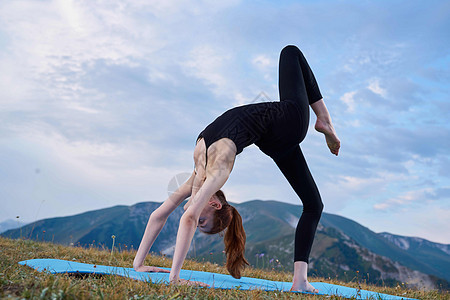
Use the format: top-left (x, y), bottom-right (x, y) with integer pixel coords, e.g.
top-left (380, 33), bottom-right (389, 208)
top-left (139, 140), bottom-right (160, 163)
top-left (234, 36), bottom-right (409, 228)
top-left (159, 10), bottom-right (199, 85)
top-left (19, 259), bottom-right (416, 299)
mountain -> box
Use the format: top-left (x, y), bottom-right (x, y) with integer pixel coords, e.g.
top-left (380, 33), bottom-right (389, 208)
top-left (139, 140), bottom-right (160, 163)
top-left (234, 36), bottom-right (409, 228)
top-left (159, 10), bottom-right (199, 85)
top-left (379, 232), bottom-right (450, 257)
top-left (318, 213), bottom-right (450, 283)
top-left (0, 219), bottom-right (27, 234)
top-left (2, 200), bottom-right (449, 290)
top-left (378, 232), bottom-right (450, 281)
top-left (1, 202), bottom-right (183, 253)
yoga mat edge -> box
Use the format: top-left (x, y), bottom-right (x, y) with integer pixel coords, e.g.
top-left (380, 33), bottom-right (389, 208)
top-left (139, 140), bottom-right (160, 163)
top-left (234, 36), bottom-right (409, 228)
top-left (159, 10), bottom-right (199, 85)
top-left (18, 259), bottom-right (417, 300)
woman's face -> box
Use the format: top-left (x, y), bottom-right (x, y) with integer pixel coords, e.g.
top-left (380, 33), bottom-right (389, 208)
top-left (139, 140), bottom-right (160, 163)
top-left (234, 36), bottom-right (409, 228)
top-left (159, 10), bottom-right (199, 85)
top-left (197, 198), bottom-right (222, 233)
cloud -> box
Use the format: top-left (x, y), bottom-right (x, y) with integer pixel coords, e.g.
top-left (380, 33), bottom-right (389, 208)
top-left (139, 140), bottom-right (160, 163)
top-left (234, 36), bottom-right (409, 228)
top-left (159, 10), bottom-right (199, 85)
top-left (373, 189), bottom-right (431, 211)
top-left (252, 55), bottom-right (272, 69)
top-left (438, 157), bottom-right (450, 178)
top-left (367, 78), bottom-right (387, 98)
top-left (0, 0), bottom-right (449, 245)
top-left (0, 120), bottom-right (196, 222)
top-left (374, 127), bottom-right (450, 160)
top-left (340, 91), bottom-right (357, 112)
top-left (426, 187), bottom-right (450, 202)
top-left (181, 45), bottom-right (231, 96)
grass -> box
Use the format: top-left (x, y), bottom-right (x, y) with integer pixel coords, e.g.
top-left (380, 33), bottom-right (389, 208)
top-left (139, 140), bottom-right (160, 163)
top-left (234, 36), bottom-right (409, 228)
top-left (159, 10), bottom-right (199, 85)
top-left (0, 237), bottom-right (448, 299)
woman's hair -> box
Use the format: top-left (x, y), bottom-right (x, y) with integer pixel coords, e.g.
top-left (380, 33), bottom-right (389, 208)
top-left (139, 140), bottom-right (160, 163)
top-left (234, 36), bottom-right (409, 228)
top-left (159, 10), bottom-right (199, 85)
top-left (204, 190), bottom-right (249, 279)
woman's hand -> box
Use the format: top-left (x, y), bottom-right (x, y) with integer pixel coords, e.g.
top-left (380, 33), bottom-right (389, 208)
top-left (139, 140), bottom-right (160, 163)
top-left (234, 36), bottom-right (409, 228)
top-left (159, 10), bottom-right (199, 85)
top-left (134, 265), bottom-right (170, 273)
top-left (170, 278), bottom-right (209, 287)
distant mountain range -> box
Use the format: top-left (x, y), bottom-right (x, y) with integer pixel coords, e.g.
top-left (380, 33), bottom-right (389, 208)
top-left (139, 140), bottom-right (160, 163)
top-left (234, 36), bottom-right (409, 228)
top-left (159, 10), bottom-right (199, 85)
top-left (0, 219), bottom-right (27, 234)
top-left (2, 200), bottom-right (449, 290)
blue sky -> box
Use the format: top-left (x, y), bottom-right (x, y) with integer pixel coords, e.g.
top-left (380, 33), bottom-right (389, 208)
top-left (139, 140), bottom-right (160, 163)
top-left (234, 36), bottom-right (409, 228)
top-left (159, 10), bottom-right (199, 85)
top-left (0, 0), bottom-right (449, 244)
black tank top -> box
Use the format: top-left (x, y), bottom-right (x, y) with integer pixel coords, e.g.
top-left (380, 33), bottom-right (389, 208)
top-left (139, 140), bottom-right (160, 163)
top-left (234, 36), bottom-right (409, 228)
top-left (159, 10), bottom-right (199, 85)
top-left (196, 100), bottom-right (306, 165)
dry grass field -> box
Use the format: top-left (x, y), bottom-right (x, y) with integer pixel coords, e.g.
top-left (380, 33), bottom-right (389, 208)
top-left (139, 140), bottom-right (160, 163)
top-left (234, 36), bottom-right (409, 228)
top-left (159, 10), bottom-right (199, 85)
top-left (0, 237), bottom-right (447, 299)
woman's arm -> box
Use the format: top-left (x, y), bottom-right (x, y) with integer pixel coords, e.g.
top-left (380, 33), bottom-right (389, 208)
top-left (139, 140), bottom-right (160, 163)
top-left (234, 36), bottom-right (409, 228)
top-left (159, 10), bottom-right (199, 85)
top-left (133, 171), bottom-right (195, 271)
top-left (169, 138), bottom-right (236, 283)
top-left (169, 171), bottom-right (230, 282)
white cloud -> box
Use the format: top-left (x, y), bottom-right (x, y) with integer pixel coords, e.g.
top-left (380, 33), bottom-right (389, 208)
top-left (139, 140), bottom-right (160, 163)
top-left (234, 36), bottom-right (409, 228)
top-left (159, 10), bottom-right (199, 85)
top-left (64, 102), bottom-right (101, 114)
top-left (331, 174), bottom-right (386, 196)
top-left (0, 0), bottom-right (449, 246)
top-left (55, 0), bottom-right (85, 34)
top-left (0, 121), bottom-right (195, 222)
top-left (367, 78), bottom-right (387, 97)
top-left (252, 54), bottom-right (275, 82)
top-left (234, 92), bottom-right (250, 106)
top-left (373, 189), bottom-right (433, 212)
top-left (340, 91), bottom-right (357, 112)
top-left (252, 55), bottom-right (272, 70)
top-left (181, 45), bottom-right (231, 95)
top-left (0, 0), bottom-right (166, 122)
top-left (8, 123), bottom-right (145, 177)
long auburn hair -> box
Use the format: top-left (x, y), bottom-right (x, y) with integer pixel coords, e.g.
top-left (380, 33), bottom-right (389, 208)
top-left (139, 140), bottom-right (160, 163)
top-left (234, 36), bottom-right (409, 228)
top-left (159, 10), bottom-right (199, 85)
top-left (203, 190), bottom-right (249, 279)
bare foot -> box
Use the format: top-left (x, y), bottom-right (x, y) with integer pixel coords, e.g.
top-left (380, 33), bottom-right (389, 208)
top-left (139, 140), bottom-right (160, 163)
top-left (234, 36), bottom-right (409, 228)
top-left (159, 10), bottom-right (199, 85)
top-left (134, 265), bottom-right (170, 273)
top-left (314, 118), bottom-right (340, 156)
top-left (171, 278), bottom-right (209, 287)
top-left (290, 279), bottom-right (319, 293)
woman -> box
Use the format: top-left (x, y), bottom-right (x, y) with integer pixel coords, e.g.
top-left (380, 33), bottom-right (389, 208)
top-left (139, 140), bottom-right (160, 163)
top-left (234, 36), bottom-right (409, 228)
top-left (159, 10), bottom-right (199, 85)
top-left (133, 45), bottom-right (340, 292)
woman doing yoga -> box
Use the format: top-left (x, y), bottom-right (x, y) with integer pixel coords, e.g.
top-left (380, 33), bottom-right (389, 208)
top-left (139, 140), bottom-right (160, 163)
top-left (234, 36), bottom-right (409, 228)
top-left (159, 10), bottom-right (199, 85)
top-left (133, 45), bottom-right (340, 292)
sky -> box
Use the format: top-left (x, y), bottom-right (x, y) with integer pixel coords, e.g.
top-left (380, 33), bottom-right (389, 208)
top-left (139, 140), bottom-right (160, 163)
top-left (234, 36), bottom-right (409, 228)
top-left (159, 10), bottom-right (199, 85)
top-left (0, 0), bottom-right (449, 244)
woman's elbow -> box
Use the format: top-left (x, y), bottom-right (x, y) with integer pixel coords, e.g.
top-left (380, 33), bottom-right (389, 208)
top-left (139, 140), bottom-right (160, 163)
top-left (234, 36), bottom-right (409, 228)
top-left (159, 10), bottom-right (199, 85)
top-left (180, 212), bottom-right (198, 227)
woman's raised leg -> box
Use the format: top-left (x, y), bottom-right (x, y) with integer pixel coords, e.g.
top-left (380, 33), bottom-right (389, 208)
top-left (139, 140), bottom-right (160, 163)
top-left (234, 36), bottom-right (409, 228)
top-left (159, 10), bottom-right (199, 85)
top-left (279, 45), bottom-right (340, 155)
top-left (278, 45), bottom-right (323, 109)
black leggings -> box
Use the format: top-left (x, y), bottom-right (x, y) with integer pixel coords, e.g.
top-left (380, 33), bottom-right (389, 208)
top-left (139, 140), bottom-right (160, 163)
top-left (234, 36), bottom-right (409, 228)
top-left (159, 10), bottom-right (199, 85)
top-left (275, 45), bottom-right (324, 263)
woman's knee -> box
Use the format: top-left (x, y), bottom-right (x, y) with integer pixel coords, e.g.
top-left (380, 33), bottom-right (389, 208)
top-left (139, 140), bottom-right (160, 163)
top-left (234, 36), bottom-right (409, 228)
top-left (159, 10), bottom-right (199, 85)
top-left (317, 201), bottom-right (324, 214)
top-left (281, 45), bottom-right (302, 56)
top-left (304, 198), bottom-right (324, 215)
